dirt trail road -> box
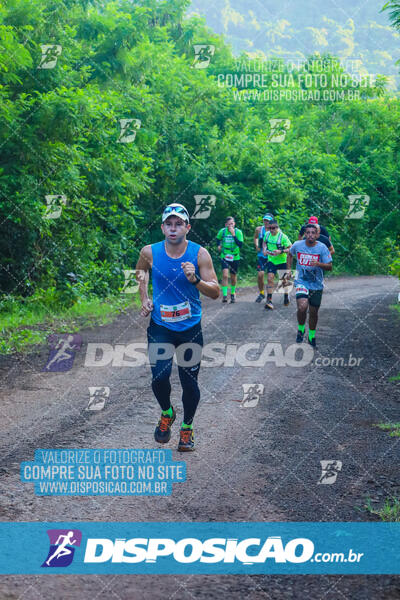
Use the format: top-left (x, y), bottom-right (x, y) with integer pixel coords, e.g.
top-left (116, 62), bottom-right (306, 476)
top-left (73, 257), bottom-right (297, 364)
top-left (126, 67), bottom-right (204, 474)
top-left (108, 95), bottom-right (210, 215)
top-left (0, 276), bottom-right (399, 599)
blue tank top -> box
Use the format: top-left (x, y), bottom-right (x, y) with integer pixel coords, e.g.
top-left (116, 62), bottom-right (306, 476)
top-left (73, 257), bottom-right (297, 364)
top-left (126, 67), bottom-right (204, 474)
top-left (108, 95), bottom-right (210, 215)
top-left (151, 240), bottom-right (202, 331)
top-left (257, 225), bottom-right (266, 257)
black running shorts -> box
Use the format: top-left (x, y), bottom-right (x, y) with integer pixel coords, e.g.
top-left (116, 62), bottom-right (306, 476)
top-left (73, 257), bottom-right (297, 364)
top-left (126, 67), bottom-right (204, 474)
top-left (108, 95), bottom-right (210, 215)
top-left (221, 258), bottom-right (240, 274)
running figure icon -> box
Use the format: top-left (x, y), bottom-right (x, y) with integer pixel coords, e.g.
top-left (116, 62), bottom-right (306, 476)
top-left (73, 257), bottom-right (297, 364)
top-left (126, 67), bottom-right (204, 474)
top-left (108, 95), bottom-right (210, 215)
top-left (45, 531), bottom-right (77, 566)
top-left (43, 333), bottom-right (82, 372)
top-left (45, 335), bottom-right (75, 371)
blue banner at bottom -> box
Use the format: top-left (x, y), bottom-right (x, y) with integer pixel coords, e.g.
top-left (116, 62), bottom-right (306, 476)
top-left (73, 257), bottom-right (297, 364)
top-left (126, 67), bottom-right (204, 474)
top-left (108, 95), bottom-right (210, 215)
top-left (0, 522), bottom-right (399, 574)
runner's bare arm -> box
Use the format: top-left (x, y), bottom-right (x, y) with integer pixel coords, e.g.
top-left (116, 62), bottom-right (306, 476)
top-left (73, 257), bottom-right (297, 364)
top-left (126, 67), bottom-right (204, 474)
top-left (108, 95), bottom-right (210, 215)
top-left (181, 248), bottom-right (219, 299)
top-left (310, 259), bottom-right (332, 270)
top-left (262, 239), bottom-right (267, 255)
top-left (135, 245), bottom-right (153, 316)
top-left (286, 253), bottom-right (293, 270)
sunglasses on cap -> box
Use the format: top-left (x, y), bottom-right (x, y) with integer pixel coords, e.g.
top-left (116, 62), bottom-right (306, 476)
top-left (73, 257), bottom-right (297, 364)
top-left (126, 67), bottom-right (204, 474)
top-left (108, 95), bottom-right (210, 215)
top-left (162, 205), bottom-right (189, 222)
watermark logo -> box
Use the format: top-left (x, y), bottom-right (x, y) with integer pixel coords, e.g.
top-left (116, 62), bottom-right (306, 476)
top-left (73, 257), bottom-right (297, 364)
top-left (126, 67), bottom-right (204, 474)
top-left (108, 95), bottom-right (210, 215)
top-left (122, 269), bottom-right (143, 294)
top-left (191, 195), bottom-right (216, 220)
top-left (87, 387), bottom-right (110, 411)
top-left (274, 269), bottom-right (296, 294)
top-left (317, 460), bottom-right (343, 485)
top-left (314, 354), bottom-right (363, 367)
top-left (267, 119), bottom-right (291, 143)
top-left (345, 195), bottom-right (370, 220)
top-left (117, 119), bottom-right (141, 143)
top-left (43, 333), bottom-right (82, 372)
top-left (84, 535), bottom-right (315, 564)
top-left (42, 529), bottom-right (82, 567)
top-left (239, 383), bottom-right (264, 408)
top-left (218, 58), bottom-right (373, 103)
top-left (22, 449), bottom-right (185, 497)
top-left (37, 45), bottom-right (62, 69)
top-left (43, 194), bottom-right (67, 219)
top-left (84, 341), bottom-right (314, 369)
top-left (192, 45), bottom-right (215, 69)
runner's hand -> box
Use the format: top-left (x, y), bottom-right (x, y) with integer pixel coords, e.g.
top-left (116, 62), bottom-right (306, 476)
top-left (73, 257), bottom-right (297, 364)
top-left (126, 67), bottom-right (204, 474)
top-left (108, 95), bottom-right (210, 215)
top-left (181, 261), bottom-right (196, 282)
top-left (227, 225), bottom-right (235, 235)
top-left (272, 250), bottom-right (281, 256)
top-left (217, 245), bottom-right (222, 253)
top-left (140, 298), bottom-right (153, 317)
top-left (310, 259), bottom-right (320, 267)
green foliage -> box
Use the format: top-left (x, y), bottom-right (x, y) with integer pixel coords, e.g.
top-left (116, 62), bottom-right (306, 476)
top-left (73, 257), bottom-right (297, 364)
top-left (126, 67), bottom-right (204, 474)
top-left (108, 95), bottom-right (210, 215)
top-left (0, 0), bottom-right (399, 319)
top-left (382, 1), bottom-right (400, 32)
top-left (390, 247), bottom-right (400, 278)
top-left (191, 0), bottom-right (400, 87)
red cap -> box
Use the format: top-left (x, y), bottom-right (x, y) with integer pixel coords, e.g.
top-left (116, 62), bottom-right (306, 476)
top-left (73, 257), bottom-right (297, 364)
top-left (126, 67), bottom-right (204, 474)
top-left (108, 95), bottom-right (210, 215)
top-left (308, 216), bottom-right (318, 224)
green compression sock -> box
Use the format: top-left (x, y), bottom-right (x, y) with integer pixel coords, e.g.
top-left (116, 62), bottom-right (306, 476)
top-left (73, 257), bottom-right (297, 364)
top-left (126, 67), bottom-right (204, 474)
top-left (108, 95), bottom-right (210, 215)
top-left (222, 286), bottom-right (228, 297)
top-left (181, 422), bottom-right (193, 430)
top-left (231, 285), bottom-right (236, 294)
top-left (162, 407), bottom-right (173, 417)
top-left (298, 324), bottom-right (305, 333)
top-left (308, 329), bottom-right (316, 340)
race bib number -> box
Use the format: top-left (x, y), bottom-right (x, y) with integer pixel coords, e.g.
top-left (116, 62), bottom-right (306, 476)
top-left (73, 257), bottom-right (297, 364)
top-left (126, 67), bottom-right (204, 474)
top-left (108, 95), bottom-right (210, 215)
top-left (224, 254), bottom-right (234, 262)
top-left (297, 252), bottom-right (320, 266)
top-left (160, 300), bottom-right (191, 323)
top-left (295, 285), bottom-right (309, 297)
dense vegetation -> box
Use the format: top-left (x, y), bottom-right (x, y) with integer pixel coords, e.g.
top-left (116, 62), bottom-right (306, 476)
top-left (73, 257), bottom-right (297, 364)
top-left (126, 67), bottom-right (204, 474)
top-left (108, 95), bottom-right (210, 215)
top-left (0, 0), bottom-right (399, 314)
top-left (190, 0), bottom-right (400, 88)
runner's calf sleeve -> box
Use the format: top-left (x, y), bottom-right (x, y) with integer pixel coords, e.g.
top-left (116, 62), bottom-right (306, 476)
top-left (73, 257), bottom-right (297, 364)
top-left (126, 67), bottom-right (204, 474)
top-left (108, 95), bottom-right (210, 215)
top-left (309, 329), bottom-right (316, 340)
top-left (298, 324), bottom-right (305, 333)
top-left (222, 286), bottom-right (228, 296)
top-left (178, 364), bottom-right (200, 425)
top-left (151, 376), bottom-right (172, 412)
top-left (231, 285), bottom-right (236, 294)
top-left (151, 363), bottom-right (200, 421)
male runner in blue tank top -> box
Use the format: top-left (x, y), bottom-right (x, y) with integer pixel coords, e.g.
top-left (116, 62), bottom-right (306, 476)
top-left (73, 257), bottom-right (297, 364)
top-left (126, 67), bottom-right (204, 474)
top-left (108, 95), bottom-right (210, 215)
top-left (135, 203), bottom-right (220, 451)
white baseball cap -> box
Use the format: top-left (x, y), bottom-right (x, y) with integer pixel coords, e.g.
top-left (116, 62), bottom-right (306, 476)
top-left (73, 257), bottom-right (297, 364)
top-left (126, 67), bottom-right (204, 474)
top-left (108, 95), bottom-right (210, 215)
top-left (162, 203), bottom-right (190, 223)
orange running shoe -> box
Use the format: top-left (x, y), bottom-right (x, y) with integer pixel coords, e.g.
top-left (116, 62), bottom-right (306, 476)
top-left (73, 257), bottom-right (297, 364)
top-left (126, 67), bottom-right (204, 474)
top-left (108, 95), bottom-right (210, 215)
top-left (177, 427), bottom-right (195, 452)
top-left (154, 407), bottom-right (176, 443)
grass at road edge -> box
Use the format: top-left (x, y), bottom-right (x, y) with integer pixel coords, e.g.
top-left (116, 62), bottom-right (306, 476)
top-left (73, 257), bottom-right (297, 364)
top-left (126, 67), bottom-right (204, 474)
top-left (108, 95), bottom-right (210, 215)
top-left (374, 423), bottom-right (400, 437)
top-left (1, 276), bottom-right (396, 355)
top-left (0, 294), bottom-right (139, 355)
top-left (363, 497), bottom-right (400, 522)
top-left (369, 419), bottom-right (400, 521)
